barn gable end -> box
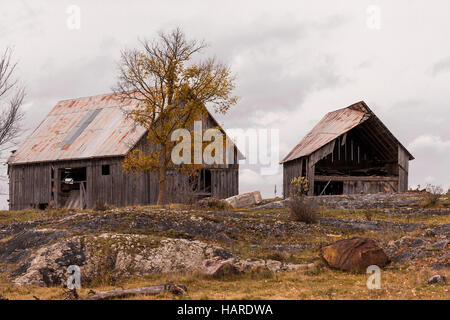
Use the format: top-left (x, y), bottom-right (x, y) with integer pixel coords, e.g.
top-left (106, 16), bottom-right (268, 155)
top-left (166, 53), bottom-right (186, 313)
top-left (281, 101), bottom-right (414, 197)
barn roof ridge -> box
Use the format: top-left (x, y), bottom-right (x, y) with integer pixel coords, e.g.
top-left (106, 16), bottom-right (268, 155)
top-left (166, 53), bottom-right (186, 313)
top-left (54, 91), bottom-right (120, 103)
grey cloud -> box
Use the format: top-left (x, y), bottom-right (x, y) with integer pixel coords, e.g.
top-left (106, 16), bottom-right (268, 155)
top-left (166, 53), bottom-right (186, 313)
top-left (430, 57), bottom-right (450, 76)
top-left (0, 1), bottom-right (45, 38)
top-left (1, 1), bottom-right (450, 206)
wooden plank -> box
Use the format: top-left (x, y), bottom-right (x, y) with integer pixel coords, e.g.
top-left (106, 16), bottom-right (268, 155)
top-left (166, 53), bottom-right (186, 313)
top-left (314, 175), bottom-right (398, 182)
top-left (319, 180), bottom-right (332, 196)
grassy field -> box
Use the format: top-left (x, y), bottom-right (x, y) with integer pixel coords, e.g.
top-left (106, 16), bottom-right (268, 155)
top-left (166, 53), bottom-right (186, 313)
top-left (1, 267), bottom-right (448, 300)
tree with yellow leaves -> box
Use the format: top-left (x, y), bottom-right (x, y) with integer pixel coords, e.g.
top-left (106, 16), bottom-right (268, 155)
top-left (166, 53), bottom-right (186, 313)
top-left (113, 28), bottom-right (237, 205)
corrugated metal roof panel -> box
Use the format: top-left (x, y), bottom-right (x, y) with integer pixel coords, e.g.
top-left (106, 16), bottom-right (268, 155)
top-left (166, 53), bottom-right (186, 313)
top-left (8, 93), bottom-right (147, 164)
top-left (280, 102), bottom-right (369, 163)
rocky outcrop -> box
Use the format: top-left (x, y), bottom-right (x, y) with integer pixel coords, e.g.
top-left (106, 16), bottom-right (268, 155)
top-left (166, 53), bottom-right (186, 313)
top-left (312, 193), bottom-right (424, 209)
top-left (423, 224), bottom-right (450, 237)
top-left (385, 236), bottom-right (449, 269)
top-left (319, 218), bottom-right (422, 233)
top-left (10, 233), bottom-right (314, 287)
top-left (0, 229), bottom-right (68, 266)
top-left (257, 193), bottom-right (450, 215)
top-left (13, 235), bottom-right (232, 287)
top-left (321, 237), bottom-right (389, 272)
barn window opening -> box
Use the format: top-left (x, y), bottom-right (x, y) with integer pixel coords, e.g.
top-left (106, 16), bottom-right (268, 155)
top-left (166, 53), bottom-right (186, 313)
top-left (38, 203), bottom-right (48, 210)
top-left (61, 167), bottom-right (86, 182)
top-left (102, 165), bottom-right (110, 176)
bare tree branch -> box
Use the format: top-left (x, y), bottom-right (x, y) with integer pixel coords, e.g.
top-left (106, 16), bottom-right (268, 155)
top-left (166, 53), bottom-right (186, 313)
top-left (0, 48), bottom-right (25, 151)
top-left (112, 28), bottom-right (236, 205)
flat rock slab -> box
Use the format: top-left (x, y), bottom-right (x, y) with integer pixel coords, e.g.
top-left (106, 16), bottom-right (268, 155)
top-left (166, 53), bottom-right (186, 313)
top-left (256, 199), bottom-right (290, 209)
top-left (202, 257), bottom-right (242, 277)
top-left (224, 191), bottom-right (262, 208)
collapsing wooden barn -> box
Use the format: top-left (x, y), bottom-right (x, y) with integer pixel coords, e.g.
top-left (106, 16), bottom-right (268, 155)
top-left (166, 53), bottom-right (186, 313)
top-left (281, 101), bottom-right (414, 196)
top-left (7, 93), bottom-right (240, 210)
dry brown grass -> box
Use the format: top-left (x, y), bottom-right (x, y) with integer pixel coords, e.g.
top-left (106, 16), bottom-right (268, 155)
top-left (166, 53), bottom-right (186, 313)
top-left (0, 266), bottom-right (447, 300)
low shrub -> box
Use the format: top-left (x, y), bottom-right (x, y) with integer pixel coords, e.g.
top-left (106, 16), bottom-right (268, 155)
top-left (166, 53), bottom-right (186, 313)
top-left (93, 200), bottom-right (109, 211)
top-left (197, 197), bottom-right (230, 210)
top-left (421, 184), bottom-right (444, 208)
top-left (364, 210), bottom-right (375, 221)
top-left (288, 196), bottom-right (318, 224)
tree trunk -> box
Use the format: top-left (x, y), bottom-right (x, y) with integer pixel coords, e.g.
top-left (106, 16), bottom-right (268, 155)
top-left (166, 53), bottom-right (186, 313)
top-left (157, 146), bottom-right (167, 205)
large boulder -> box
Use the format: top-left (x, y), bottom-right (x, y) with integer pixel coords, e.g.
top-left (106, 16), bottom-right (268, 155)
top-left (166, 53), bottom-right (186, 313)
top-left (224, 191), bottom-right (262, 208)
top-left (321, 237), bottom-right (389, 272)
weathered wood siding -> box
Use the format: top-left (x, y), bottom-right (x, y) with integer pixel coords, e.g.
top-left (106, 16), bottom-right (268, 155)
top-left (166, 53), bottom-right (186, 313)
top-left (211, 168), bottom-right (239, 198)
top-left (283, 158), bottom-right (304, 198)
top-left (398, 145), bottom-right (410, 192)
top-left (9, 157), bottom-right (238, 210)
top-left (9, 163), bottom-right (52, 210)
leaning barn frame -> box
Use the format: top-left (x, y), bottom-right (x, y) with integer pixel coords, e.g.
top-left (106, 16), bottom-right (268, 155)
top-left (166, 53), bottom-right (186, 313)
top-left (7, 93), bottom-right (239, 210)
top-left (281, 101), bottom-right (414, 197)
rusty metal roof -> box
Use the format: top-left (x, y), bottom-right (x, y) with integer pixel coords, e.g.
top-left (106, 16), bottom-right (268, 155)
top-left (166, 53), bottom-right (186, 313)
top-left (280, 101), bottom-right (414, 163)
top-left (8, 93), bottom-right (147, 164)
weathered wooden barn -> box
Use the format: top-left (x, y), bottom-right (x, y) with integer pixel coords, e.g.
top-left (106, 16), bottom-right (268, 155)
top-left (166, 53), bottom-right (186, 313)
top-left (7, 93), bottom-right (240, 210)
top-left (281, 101), bottom-right (414, 197)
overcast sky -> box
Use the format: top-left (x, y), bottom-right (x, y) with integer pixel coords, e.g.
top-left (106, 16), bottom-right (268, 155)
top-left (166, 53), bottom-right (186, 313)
top-left (1, 0), bottom-right (449, 207)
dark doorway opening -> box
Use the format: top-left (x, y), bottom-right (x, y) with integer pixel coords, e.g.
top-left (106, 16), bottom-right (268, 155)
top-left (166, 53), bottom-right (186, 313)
top-left (189, 169), bottom-right (212, 198)
top-left (199, 169), bottom-right (211, 193)
top-left (314, 181), bottom-right (343, 195)
top-left (59, 167), bottom-right (87, 208)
